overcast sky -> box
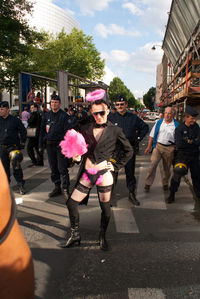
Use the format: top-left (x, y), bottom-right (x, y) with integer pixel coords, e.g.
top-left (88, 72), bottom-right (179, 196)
top-left (41, 0), bottom-right (172, 98)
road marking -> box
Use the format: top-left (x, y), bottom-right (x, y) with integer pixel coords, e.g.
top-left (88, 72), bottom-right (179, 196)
top-left (128, 288), bottom-right (166, 298)
top-left (18, 177), bottom-right (52, 202)
top-left (136, 160), bottom-right (167, 210)
top-left (113, 208), bottom-right (139, 233)
top-left (15, 197), bottom-right (23, 205)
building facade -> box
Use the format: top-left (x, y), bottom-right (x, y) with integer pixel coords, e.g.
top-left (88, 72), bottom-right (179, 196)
top-left (156, 0), bottom-right (200, 119)
top-left (28, 0), bottom-right (80, 35)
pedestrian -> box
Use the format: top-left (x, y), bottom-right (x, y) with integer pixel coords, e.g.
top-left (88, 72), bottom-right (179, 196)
top-left (21, 107), bottom-right (30, 128)
top-left (51, 90), bottom-right (57, 99)
top-left (35, 91), bottom-right (42, 106)
top-left (40, 103), bottom-right (48, 117)
top-left (26, 87), bottom-right (35, 105)
top-left (77, 104), bottom-right (89, 125)
top-left (68, 107), bottom-right (79, 129)
top-left (39, 95), bottom-right (71, 199)
top-left (109, 95), bottom-right (149, 206)
top-left (167, 105), bottom-right (200, 203)
top-left (0, 101), bottom-right (26, 194)
top-left (144, 107), bottom-right (179, 192)
top-left (59, 89), bottom-right (133, 250)
top-left (111, 107), bottom-right (117, 114)
top-left (0, 161), bottom-right (34, 299)
top-left (27, 103), bottom-right (43, 166)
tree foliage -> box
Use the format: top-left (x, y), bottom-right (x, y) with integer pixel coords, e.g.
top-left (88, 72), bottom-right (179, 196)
top-left (108, 77), bottom-right (136, 107)
top-left (143, 87), bottom-right (156, 110)
top-left (0, 0), bottom-right (42, 61)
top-left (31, 29), bottom-right (105, 80)
top-left (0, 26), bottom-right (105, 93)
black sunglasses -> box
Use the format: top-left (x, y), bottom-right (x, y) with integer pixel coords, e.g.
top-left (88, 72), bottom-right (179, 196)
top-left (93, 111), bottom-right (106, 116)
top-left (116, 103), bottom-right (125, 106)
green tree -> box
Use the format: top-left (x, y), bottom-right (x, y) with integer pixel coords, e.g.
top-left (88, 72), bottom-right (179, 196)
top-left (0, 0), bottom-right (45, 94)
top-left (135, 99), bottom-right (144, 110)
top-left (143, 87), bottom-right (156, 110)
top-left (31, 29), bottom-right (105, 81)
top-left (0, 0), bottom-right (41, 61)
top-left (108, 77), bottom-right (136, 107)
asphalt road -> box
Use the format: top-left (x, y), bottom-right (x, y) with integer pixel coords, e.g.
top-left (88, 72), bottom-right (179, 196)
top-left (11, 121), bottom-right (200, 299)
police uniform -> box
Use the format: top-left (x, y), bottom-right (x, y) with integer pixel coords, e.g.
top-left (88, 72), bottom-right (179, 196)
top-left (0, 101), bottom-right (26, 194)
top-left (27, 108), bottom-right (43, 166)
top-left (39, 107), bottom-right (71, 198)
top-left (167, 105), bottom-right (200, 203)
top-left (109, 97), bottom-right (149, 205)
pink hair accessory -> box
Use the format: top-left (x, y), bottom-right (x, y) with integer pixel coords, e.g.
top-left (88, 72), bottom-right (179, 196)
top-left (82, 168), bottom-right (103, 185)
top-left (60, 129), bottom-right (88, 158)
top-left (86, 89), bottom-right (106, 102)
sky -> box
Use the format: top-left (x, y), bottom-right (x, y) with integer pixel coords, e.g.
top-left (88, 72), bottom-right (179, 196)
top-left (45, 0), bottom-right (172, 98)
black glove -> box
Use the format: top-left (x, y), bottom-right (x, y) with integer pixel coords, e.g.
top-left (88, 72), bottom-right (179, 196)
top-left (20, 143), bottom-right (25, 150)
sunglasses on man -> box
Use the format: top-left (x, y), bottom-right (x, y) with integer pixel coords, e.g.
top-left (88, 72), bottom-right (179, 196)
top-left (93, 111), bottom-right (106, 116)
top-left (115, 103), bottom-right (125, 106)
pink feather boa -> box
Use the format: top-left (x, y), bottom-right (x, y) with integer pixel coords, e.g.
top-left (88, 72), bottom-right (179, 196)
top-left (82, 168), bottom-right (103, 185)
top-left (86, 89), bottom-right (106, 102)
top-left (60, 129), bottom-right (88, 158)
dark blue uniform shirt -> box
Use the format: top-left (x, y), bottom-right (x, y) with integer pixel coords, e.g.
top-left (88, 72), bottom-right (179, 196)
top-left (0, 114), bottom-right (26, 145)
top-left (39, 109), bottom-right (71, 147)
top-left (175, 122), bottom-right (200, 154)
top-left (109, 111), bottom-right (149, 145)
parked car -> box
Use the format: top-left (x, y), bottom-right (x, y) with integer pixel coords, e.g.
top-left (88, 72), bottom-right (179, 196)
top-left (145, 112), bottom-right (160, 121)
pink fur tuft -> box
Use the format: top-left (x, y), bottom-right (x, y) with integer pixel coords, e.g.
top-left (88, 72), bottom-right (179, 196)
top-left (86, 89), bottom-right (106, 102)
top-left (60, 129), bottom-right (88, 158)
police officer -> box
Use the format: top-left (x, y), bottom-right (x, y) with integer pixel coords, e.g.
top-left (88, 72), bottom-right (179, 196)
top-left (167, 105), bottom-right (200, 203)
top-left (39, 95), bottom-right (71, 199)
top-left (27, 103), bottom-right (43, 166)
top-left (109, 95), bottom-right (149, 205)
top-left (0, 101), bottom-right (26, 194)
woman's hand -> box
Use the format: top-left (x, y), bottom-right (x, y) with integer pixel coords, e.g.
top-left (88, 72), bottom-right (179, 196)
top-left (105, 161), bottom-right (114, 171)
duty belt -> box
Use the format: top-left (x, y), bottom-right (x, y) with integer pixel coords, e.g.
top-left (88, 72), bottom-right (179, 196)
top-left (0, 144), bottom-right (17, 149)
top-left (46, 140), bottom-right (60, 145)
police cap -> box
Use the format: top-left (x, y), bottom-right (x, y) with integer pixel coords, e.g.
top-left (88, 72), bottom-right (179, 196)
top-left (0, 101), bottom-right (9, 108)
top-left (115, 95), bottom-right (127, 102)
top-left (51, 95), bottom-right (61, 102)
top-left (185, 105), bottom-right (198, 117)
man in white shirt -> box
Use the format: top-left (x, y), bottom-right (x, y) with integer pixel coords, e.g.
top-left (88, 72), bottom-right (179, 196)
top-left (144, 107), bottom-right (179, 192)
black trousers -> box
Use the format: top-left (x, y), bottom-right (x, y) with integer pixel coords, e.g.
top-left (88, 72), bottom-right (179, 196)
top-left (46, 144), bottom-right (70, 190)
top-left (27, 137), bottom-right (43, 164)
top-left (0, 147), bottom-right (24, 186)
top-left (113, 148), bottom-right (136, 192)
top-left (170, 153), bottom-right (200, 198)
top-left (125, 151), bottom-right (136, 192)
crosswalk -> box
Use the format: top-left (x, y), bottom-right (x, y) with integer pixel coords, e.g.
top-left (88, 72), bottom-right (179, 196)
top-left (14, 155), bottom-right (195, 237)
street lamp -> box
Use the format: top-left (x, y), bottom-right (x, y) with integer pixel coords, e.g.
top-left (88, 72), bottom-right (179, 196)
top-left (151, 45), bottom-right (162, 51)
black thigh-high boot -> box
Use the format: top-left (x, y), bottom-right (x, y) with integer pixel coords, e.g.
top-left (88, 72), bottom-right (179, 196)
top-left (99, 201), bottom-right (111, 251)
top-left (59, 198), bottom-right (81, 248)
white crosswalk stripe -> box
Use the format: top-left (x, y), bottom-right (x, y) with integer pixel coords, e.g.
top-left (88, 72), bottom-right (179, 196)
top-left (113, 208), bottom-right (139, 233)
top-left (136, 159), bottom-right (167, 210)
top-left (128, 288), bottom-right (166, 298)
